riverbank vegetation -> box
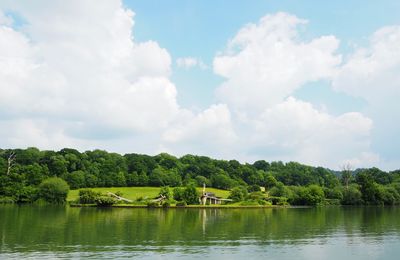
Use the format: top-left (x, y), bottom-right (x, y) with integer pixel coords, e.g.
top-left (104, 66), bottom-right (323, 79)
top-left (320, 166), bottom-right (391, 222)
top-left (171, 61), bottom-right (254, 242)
top-left (1, 147), bottom-right (400, 206)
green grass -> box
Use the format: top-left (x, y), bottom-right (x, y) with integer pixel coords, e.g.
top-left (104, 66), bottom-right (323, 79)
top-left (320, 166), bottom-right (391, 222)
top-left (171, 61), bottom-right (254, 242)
top-left (67, 186), bottom-right (230, 202)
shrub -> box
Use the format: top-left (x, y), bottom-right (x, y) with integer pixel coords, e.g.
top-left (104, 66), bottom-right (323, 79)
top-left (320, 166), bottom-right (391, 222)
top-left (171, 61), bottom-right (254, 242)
top-left (247, 191), bottom-right (265, 201)
top-left (248, 184), bottom-right (261, 193)
top-left (115, 191), bottom-right (123, 197)
top-left (277, 197), bottom-right (289, 206)
top-left (0, 196), bottom-right (14, 204)
top-left (162, 200), bottom-right (171, 208)
top-left (78, 189), bottom-right (100, 204)
top-left (173, 187), bottom-right (184, 201)
top-left (324, 187), bottom-right (343, 200)
top-left (147, 201), bottom-right (160, 208)
top-left (240, 200), bottom-right (259, 206)
top-left (228, 186), bottom-right (248, 202)
top-left (182, 184), bottom-right (199, 205)
top-left (95, 195), bottom-right (117, 207)
top-left (158, 186), bottom-right (172, 199)
top-left (341, 185), bottom-right (362, 205)
top-left (38, 177), bottom-right (70, 204)
top-left (325, 199), bottom-right (341, 205)
top-left (15, 186), bottom-right (38, 203)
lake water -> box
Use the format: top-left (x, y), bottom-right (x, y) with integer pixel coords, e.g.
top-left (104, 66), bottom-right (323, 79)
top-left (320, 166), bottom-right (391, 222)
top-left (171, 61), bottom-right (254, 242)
top-left (1, 206), bottom-right (400, 259)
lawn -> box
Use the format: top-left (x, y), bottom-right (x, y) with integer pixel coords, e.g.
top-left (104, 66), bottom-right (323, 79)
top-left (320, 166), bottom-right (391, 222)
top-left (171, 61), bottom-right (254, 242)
top-left (67, 186), bottom-right (230, 202)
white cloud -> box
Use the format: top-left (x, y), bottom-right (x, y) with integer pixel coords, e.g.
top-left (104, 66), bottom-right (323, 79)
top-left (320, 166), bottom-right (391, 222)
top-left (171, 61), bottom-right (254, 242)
top-left (333, 25), bottom-right (400, 169)
top-left (249, 97), bottom-right (375, 167)
top-left (0, 4), bottom-right (391, 170)
top-left (214, 12), bottom-right (342, 113)
top-left (162, 104), bottom-right (237, 158)
top-left (0, 1), bottom-right (176, 134)
top-left (176, 57), bottom-right (207, 69)
top-left (333, 25), bottom-right (400, 104)
top-left (210, 12), bottom-right (377, 168)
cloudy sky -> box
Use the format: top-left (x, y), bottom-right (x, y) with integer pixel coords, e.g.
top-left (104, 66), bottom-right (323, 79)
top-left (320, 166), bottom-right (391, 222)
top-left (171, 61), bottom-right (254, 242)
top-left (0, 0), bottom-right (399, 170)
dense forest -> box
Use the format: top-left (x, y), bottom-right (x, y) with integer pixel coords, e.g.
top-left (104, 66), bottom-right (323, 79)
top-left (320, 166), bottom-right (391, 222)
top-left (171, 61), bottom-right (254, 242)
top-left (1, 147), bottom-right (400, 206)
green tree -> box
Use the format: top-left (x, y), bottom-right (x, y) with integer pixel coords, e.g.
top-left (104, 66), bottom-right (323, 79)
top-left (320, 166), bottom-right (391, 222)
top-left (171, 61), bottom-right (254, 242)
top-left (38, 177), bottom-right (70, 204)
top-left (64, 170), bottom-right (86, 189)
top-left (182, 184), bottom-right (199, 205)
top-left (341, 185), bottom-right (362, 205)
top-left (228, 186), bottom-right (248, 202)
top-left (173, 187), bottom-right (184, 201)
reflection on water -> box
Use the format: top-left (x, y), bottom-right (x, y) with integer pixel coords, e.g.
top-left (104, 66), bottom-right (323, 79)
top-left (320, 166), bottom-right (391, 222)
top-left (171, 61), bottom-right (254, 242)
top-left (1, 206), bottom-right (400, 259)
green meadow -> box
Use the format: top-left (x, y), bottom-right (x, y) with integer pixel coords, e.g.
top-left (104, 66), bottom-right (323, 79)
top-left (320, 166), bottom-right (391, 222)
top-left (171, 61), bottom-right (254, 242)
top-left (67, 186), bottom-right (230, 202)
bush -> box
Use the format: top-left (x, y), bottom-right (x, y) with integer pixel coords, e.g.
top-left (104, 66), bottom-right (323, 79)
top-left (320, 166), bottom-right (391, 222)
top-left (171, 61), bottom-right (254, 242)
top-left (95, 195), bottom-right (117, 207)
top-left (38, 177), bottom-right (70, 204)
top-left (277, 197), bottom-right (289, 206)
top-left (79, 189), bottom-right (100, 204)
top-left (176, 201), bottom-right (187, 207)
top-left (324, 187), bottom-right (343, 200)
top-left (248, 184), bottom-right (261, 193)
top-left (15, 186), bottom-right (38, 203)
top-left (162, 200), bottom-right (171, 208)
top-left (341, 185), bottom-right (362, 205)
top-left (325, 199), bottom-right (341, 205)
top-left (247, 191), bottom-right (265, 201)
top-left (158, 186), bottom-right (172, 199)
top-left (291, 185), bottom-right (325, 206)
top-left (115, 191), bottom-right (123, 197)
top-left (173, 187), bottom-right (184, 201)
top-left (269, 182), bottom-right (292, 198)
top-left (182, 184), bottom-right (199, 205)
top-left (240, 200), bottom-right (259, 206)
top-left (0, 196), bottom-right (14, 204)
top-left (257, 200), bottom-right (270, 206)
top-left (228, 186), bottom-right (248, 202)
top-left (147, 201), bottom-right (160, 208)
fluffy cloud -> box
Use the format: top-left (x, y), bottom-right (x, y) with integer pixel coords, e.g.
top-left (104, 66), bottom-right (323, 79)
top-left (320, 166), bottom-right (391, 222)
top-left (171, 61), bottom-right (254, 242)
top-left (0, 3), bottom-right (390, 169)
top-left (249, 97), bottom-right (375, 167)
top-left (162, 104), bottom-right (237, 158)
top-left (0, 1), bottom-right (177, 137)
top-left (333, 26), bottom-right (400, 103)
top-left (214, 12), bottom-right (342, 113)
top-left (333, 25), bottom-right (400, 167)
top-left (211, 12), bottom-right (377, 168)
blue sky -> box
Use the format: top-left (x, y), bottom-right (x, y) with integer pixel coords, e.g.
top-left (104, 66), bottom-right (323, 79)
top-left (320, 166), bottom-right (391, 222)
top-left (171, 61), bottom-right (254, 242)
top-left (126, 0), bottom-right (400, 109)
top-left (0, 0), bottom-right (399, 169)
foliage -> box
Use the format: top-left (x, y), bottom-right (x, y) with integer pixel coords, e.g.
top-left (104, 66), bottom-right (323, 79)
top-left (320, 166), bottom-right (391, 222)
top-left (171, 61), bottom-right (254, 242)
top-left (78, 189), bottom-right (101, 204)
top-left (228, 186), bottom-right (248, 202)
top-left (341, 185), bottom-right (363, 205)
top-left (38, 177), bottom-right (69, 204)
top-left (182, 184), bottom-right (199, 205)
top-left (158, 186), bottom-right (172, 199)
top-left (147, 201), bottom-right (160, 207)
top-left (173, 187), bottom-right (184, 201)
top-left (175, 201), bottom-right (187, 207)
top-left (248, 184), bottom-right (261, 192)
top-left (1, 147), bottom-right (400, 206)
top-left (0, 196), bottom-right (14, 204)
top-left (95, 195), bottom-right (117, 207)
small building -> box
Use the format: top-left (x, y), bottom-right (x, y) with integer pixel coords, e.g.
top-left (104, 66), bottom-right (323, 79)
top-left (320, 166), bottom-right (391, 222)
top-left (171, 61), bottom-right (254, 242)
top-left (200, 184), bottom-right (232, 205)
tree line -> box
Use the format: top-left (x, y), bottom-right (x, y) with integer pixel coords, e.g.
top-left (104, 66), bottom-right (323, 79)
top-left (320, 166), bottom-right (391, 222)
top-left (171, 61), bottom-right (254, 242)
top-left (0, 147), bottom-right (399, 205)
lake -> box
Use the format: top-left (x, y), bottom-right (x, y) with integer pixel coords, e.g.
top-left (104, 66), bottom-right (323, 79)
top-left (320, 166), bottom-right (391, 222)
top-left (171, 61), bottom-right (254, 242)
top-left (1, 206), bottom-right (400, 259)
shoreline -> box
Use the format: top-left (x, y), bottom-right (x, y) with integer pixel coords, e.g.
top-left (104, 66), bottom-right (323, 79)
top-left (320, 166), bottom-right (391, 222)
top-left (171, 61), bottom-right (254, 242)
top-left (69, 203), bottom-right (311, 209)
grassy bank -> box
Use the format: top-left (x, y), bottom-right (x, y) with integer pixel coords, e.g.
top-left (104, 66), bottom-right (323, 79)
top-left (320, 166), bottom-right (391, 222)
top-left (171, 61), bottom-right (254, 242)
top-left (67, 186), bottom-right (230, 202)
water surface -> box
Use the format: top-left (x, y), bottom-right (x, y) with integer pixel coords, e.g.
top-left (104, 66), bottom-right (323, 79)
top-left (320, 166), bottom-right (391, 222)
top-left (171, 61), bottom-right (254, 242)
top-left (1, 205), bottom-right (400, 259)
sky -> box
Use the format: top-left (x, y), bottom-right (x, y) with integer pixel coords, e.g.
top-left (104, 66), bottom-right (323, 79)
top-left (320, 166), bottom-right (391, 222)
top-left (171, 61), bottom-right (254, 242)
top-left (0, 0), bottom-right (399, 170)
